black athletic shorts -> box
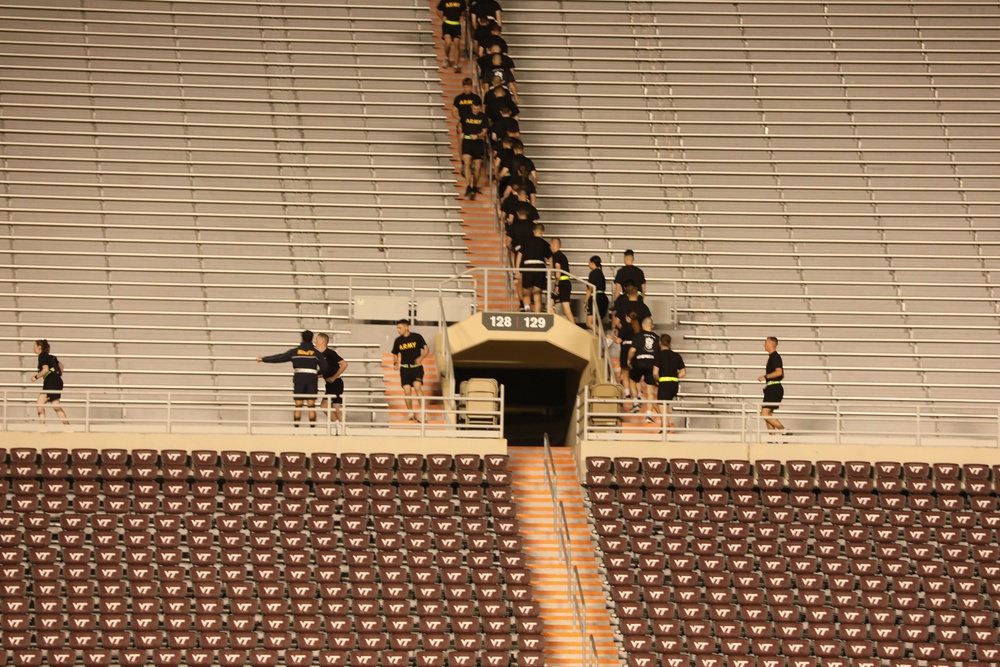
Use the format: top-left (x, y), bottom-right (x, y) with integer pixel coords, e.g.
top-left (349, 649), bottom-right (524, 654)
top-left (763, 384), bottom-right (784, 409)
top-left (400, 366), bottom-right (424, 388)
top-left (462, 138), bottom-right (485, 160)
top-left (628, 364), bottom-right (655, 385)
top-left (293, 374), bottom-right (318, 399)
top-left (553, 280), bottom-right (571, 303)
top-left (619, 342), bottom-right (632, 375)
top-left (658, 381), bottom-right (679, 402)
top-left (521, 267), bottom-right (546, 291)
top-left (43, 375), bottom-right (64, 402)
top-left (324, 378), bottom-right (344, 404)
top-left (587, 293), bottom-right (609, 320)
top-left (442, 22), bottom-right (461, 39)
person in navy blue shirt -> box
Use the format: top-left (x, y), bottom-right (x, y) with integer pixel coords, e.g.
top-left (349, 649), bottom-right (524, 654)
top-left (257, 329), bottom-right (330, 426)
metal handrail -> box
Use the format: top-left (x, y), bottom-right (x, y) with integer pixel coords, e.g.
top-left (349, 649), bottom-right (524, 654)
top-left (580, 387), bottom-right (1000, 447)
top-left (543, 437), bottom-right (598, 667)
top-left (1, 388), bottom-right (504, 437)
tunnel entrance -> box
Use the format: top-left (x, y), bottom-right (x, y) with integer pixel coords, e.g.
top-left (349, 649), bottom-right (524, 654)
top-left (454, 367), bottom-right (581, 446)
top-left (446, 312), bottom-right (597, 447)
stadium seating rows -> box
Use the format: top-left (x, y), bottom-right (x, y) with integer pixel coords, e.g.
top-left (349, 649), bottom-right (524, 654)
top-left (587, 456), bottom-right (1000, 667)
top-left (0, 448), bottom-right (547, 667)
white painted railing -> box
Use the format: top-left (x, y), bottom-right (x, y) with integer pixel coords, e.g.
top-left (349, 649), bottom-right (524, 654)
top-left (1, 389), bottom-right (503, 438)
top-left (578, 386), bottom-right (1000, 447)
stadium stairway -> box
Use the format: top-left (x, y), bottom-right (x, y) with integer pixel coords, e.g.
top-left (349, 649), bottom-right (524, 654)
top-left (428, 0), bottom-right (517, 311)
top-left (380, 352), bottom-right (442, 425)
top-left (509, 447), bottom-right (619, 666)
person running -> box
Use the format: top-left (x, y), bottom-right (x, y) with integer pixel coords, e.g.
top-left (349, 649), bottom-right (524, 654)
top-left (626, 317), bottom-right (659, 419)
top-left (256, 330), bottom-right (330, 427)
top-left (30, 339), bottom-right (69, 426)
top-left (437, 0), bottom-right (466, 72)
top-left (392, 319), bottom-right (429, 422)
top-left (652, 333), bottom-right (686, 430)
top-left (314, 332), bottom-right (349, 434)
top-left (460, 100), bottom-right (488, 199)
top-left (585, 255), bottom-right (610, 333)
top-left (550, 238), bottom-right (574, 322)
top-left (759, 336), bottom-right (786, 434)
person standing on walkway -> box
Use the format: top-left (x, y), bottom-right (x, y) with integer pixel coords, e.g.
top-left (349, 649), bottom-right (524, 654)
top-left (314, 332), bottom-right (349, 434)
top-left (392, 319), bottom-right (429, 422)
top-left (256, 330), bottom-right (330, 427)
top-left (652, 333), bottom-right (686, 430)
top-left (758, 336), bottom-right (785, 434)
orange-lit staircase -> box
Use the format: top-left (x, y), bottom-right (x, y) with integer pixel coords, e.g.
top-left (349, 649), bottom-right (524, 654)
top-left (427, 1), bottom-right (516, 311)
top-left (509, 447), bottom-right (620, 666)
top-left (380, 353), bottom-right (442, 425)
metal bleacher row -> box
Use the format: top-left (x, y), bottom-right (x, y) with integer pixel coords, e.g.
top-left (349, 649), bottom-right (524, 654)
top-left (503, 0), bottom-right (1000, 403)
top-left (585, 455), bottom-right (1000, 667)
top-left (0, 447), bottom-right (546, 667)
top-left (0, 0), bottom-right (466, 398)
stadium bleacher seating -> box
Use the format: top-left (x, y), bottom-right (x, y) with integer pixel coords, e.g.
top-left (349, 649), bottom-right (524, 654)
top-left (0, 447), bottom-right (548, 667)
top-left (504, 0), bottom-right (1000, 403)
top-left (587, 455), bottom-right (1000, 667)
top-left (1, 0), bottom-right (465, 399)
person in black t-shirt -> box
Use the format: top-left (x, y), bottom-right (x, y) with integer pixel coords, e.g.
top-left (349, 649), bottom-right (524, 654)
top-left (613, 249), bottom-right (647, 301)
top-left (492, 133), bottom-right (515, 179)
top-left (314, 332), bottom-right (349, 433)
top-left (480, 51), bottom-right (517, 102)
top-left (653, 333), bottom-right (686, 428)
top-left (30, 338), bottom-right (69, 426)
top-left (476, 20), bottom-right (507, 56)
top-left (758, 336), bottom-right (785, 433)
top-left (487, 98), bottom-right (520, 138)
top-left (612, 282), bottom-right (652, 396)
top-left (627, 317), bottom-right (659, 419)
top-left (505, 207), bottom-right (535, 268)
top-left (453, 78), bottom-right (482, 127)
top-left (392, 319), bottom-right (430, 422)
top-left (585, 255), bottom-right (609, 333)
top-left (257, 329), bottom-right (332, 426)
top-left (499, 165), bottom-right (536, 208)
top-left (460, 101), bottom-right (488, 198)
top-left (519, 223), bottom-right (552, 312)
top-left (508, 139), bottom-right (536, 186)
top-left (500, 183), bottom-right (537, 225)
top-left (472, 14), bottom-right (495, 56)
top-left (471, 0), bottom-right (502, 27)
top-left (437, 0), bottom-right (466, 72)
top-left (490, 105), bottom-right (519, 143)
top-left (484, 76), bottom-right (515, 113)
top-left (550, 238), bottom-right (574, 322)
